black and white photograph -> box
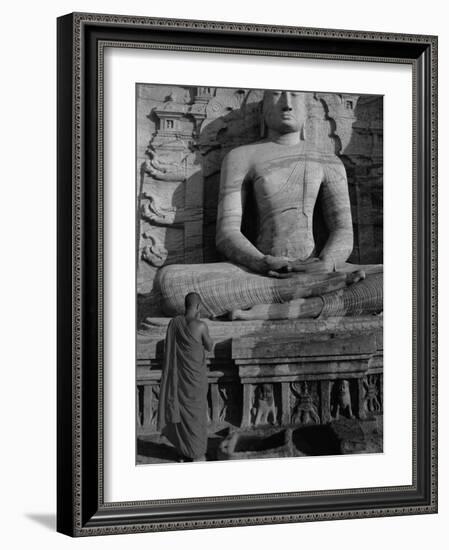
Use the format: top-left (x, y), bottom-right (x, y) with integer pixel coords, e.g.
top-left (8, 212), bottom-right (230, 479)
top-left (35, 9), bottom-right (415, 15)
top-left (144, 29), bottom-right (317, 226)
top-left (1, 0), bottom-right (443, 545)
top-left (136, 84), bottom-right (384, 464)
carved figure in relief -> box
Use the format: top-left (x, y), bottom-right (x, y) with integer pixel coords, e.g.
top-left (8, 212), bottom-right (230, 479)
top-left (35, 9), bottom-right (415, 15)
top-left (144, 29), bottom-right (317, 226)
top-left (251, 384), bottom-right (277, 426)
top-left (141, 194), bottom-right (176, 224)
top-left (146, 147), bottom-right (178, 171)
top-left (150, 385), bottom-right (159, 426)
top-left (143, 145), bottom-right (196, 182)
top-left (136, 388), bottom-right (142, 427)
top-left (291, 382), bottom-right (320, 425)
top-left (218, 386), bottom-right (229, 422)
top-left (363, 375), bottom-right (381, 413)
top-left (141, 234), bottom-right (168, 267)
top-left (156, 90), bottom-right (383, 319)
top-left (332, 379), bottom-right (354, 420)
top-left (143, 151), bottom-right (187, 182)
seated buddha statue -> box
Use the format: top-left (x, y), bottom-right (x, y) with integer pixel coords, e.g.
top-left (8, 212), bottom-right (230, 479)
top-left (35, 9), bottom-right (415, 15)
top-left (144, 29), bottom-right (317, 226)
top-left (155, 90), bottom-right (382, 320)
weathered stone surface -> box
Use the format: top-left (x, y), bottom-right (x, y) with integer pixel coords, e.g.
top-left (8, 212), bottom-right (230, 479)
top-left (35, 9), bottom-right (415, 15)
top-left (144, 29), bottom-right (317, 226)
top-left (233, 333), bottom-right (377, 359)
top-left (136, 86), bottom-right (383, 457)
top-left (217, 427), bottom-right (293, 461)
top-left (290, 418), bottom-right (381, 455)
top-left (137, 315), bottom-right (383, 359)
top-left (154, 89), bottom-right (382, 319)
top-left (136, 86), bottom-right (383, 315)
top-left (214, 417), bottom-right (383, 461)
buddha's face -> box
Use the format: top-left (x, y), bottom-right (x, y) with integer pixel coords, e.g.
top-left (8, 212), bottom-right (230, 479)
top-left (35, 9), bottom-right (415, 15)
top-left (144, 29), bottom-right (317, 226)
top-left (262, 90), bottom-right (306, 134)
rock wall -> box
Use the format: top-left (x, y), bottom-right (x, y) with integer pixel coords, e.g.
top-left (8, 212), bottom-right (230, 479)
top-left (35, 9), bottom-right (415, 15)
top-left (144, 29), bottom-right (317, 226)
top-left (136, 85), bottom-right (383, 320)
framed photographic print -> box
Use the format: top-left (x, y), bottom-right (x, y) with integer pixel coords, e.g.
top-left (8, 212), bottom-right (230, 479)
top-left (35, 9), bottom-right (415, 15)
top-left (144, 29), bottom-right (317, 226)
top-left (57, 12), bottom-right (438, 536)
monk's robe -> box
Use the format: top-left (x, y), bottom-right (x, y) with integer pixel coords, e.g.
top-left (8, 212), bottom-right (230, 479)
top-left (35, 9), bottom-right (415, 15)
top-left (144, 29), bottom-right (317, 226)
top-left (157, 316), bottom-right (208, 460)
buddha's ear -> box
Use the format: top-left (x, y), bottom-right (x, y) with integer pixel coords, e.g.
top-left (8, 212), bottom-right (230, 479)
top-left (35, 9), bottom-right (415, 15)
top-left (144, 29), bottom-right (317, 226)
top-left (300, 122), bottom-right (306, 141)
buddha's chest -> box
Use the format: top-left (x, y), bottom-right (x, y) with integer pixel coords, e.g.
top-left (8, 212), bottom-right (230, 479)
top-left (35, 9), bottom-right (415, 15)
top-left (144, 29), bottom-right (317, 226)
top-left (251, 158), bottom-right (322, 210)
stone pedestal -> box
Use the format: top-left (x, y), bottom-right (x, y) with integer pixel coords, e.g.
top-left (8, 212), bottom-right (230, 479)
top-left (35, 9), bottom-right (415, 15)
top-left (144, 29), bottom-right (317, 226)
top-left (136, 316), bottom-right (383, 436)
top-left (234, 332), bottom-right (380, 429)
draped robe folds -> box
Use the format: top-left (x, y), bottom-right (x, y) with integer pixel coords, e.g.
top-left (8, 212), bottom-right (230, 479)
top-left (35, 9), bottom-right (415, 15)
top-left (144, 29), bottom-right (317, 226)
top-left (158, 316), bottom-right (208, 460)
top-left (157, 262), bottom-right (383, 318)
top-left (155, 149), bottom-right (384, 320)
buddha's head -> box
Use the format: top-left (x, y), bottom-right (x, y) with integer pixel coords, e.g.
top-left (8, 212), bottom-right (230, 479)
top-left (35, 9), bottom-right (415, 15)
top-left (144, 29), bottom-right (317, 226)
top-left (261, 90), bottom-right (307, 136)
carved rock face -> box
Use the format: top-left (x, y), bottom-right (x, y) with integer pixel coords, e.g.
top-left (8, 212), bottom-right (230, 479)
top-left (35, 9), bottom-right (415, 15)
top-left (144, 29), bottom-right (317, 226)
top-left (136, 84), bottom-right (383, 315)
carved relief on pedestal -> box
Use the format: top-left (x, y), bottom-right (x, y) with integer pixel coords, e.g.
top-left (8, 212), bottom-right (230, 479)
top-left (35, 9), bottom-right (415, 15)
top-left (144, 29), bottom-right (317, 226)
top-left (291, 381), bottom-right (320, 425)
top-left (215, 383), bottom-right (242, 425)
top-left (363, 374), bottom-right (382, 414)
top-left (150, 385), bottom-right (159, 427)
top-left (218, 385), bottom-right (230, 423)
top-left (137, 383), bottom-right (161, 434)
top-left (205, 381), bottom-right (244, 427)
top-left (331, 379), bottom-right (354, 420)
top-left (251, 384), bottom-right (277, 426)
top-left (136, 387), bottom-right (142, 428)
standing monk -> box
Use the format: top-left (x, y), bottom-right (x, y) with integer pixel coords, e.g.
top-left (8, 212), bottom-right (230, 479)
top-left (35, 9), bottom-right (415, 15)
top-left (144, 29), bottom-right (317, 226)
top-left (158, 292), bottom-right (214, 462)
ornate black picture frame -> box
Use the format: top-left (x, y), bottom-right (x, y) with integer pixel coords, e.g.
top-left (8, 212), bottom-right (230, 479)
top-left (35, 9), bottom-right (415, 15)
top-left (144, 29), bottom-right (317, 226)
top-left (57, 12), bottom-right (438, 536)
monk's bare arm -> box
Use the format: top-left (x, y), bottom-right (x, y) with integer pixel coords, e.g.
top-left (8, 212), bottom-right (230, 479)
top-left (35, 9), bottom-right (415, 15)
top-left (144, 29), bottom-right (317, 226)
top-left (216, 148), bottom-right (266, 273)
top-left (319, 157), bottom-right (354, 268)
top-left (200, 322), bottom-right (214, 352)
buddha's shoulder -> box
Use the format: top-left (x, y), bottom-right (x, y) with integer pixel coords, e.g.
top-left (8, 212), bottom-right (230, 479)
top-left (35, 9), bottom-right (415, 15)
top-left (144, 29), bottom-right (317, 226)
top-left (304, 146), bottom-right (341, 162)
top-left (305, 149), bottom-right (345, 169)
top-left (223, 140), bottom-right (269, 164)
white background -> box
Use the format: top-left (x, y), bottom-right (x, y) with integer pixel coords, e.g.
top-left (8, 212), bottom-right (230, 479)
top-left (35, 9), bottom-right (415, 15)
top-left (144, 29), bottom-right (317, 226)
top-left (0, 0), bottom-right (447, 548)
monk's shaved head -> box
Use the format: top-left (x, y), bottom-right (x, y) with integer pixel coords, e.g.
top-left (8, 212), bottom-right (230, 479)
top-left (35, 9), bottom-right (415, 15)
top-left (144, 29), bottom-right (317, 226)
top-left (185, 292), bottom-right (202, 312)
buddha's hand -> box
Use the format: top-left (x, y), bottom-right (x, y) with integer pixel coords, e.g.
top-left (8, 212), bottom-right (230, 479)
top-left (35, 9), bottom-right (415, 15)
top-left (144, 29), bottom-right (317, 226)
top-left (261, 255), bottom-right (293, 278)
top-left (290, 257), bottom-right (335, 274)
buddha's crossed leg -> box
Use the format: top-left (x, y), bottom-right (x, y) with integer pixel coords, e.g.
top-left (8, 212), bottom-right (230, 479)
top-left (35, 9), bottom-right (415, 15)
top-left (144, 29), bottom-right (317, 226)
top-left (231, 270), bottom-right (383, 320)
top-left (157, 262), bottom-right (383, 320)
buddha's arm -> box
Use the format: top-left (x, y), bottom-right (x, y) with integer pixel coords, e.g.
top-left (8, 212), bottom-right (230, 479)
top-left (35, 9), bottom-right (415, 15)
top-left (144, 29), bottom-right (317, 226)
top-left (319, 158), bottom-right (354, 268)
top-left (216, 149), bottom-right (266, 273)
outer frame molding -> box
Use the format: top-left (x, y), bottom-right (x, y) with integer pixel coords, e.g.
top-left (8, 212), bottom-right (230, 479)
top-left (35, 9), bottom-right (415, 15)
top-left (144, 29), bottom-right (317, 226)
top-left (57, 12), bottom-right (437, 537)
